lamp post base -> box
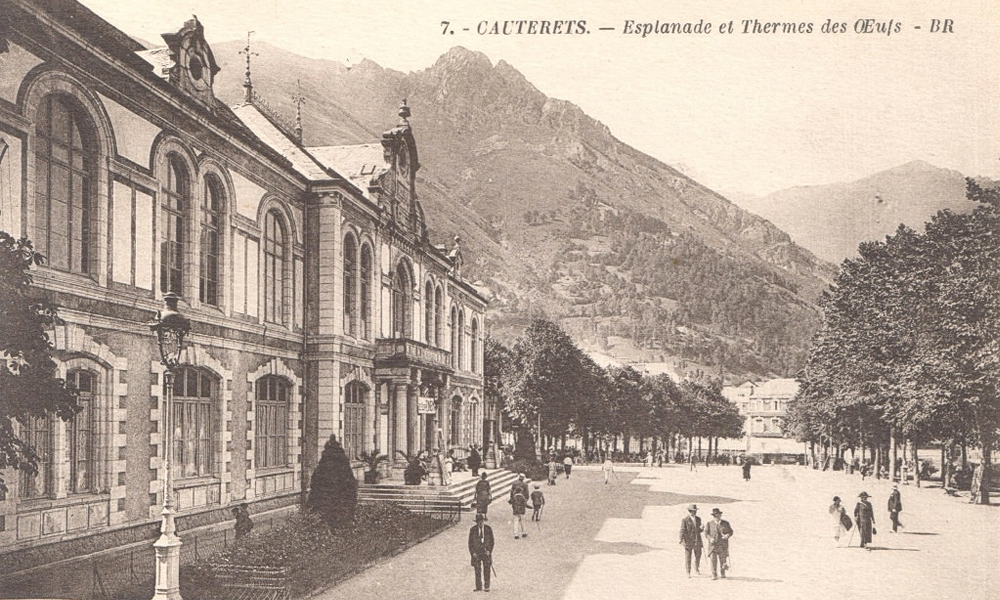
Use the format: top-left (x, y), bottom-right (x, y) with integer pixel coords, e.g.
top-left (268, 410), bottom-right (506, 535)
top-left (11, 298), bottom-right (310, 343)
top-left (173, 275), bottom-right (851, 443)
top-left (151, 507), bottom-right (183, 600)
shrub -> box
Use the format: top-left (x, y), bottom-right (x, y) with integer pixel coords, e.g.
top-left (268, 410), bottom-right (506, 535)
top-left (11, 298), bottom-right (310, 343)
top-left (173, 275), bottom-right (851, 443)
top-left (508, 458), bottom-right (547, 482)
top-left (307, 434), bottom-right (358, 529)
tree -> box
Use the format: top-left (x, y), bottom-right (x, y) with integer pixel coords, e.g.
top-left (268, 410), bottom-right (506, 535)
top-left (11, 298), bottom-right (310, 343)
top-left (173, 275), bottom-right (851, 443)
top-left (0, 233), bottom-right (79, 494)
top-left (307, 434), bottom-right (358, 529)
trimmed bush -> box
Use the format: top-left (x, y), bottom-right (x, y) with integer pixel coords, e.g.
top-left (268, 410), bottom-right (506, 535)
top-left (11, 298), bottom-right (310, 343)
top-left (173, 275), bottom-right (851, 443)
top-left (508, 458), bottom-right (548, 482)
top-left (307, 434), bottom-right (358, 529)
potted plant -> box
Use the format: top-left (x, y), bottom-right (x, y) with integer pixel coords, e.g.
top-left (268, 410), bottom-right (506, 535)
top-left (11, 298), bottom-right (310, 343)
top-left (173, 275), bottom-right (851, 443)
top-left (396, 450), bottom-right (428, 485)
top-left (358, 450), bottom-right (389, 484)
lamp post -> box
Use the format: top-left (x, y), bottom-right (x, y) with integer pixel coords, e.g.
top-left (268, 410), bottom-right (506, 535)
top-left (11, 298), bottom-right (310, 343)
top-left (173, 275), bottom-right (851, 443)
top-left (149, 292), bottom-right (190, 600)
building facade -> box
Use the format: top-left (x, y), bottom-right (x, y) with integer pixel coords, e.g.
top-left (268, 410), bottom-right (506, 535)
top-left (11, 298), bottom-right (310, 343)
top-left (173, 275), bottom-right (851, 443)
top-left (0, 0), bottom-right (487, 557)
top-left (721, 378), bottom-right (803, 462)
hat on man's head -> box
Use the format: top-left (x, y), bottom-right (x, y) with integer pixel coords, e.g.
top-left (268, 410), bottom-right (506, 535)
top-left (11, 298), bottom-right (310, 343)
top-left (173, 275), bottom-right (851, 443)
top-left (858, 491), bottom-right (870, 499)
top-left (711, 508), bottom-right (723, 516)
top-left (833, 496), bottom-right (841, 502)
top-left (518, 473), bottom-right (525, 480)
top-left (481, 472), bottom-right (488, 479)
top-left (892, 483), bottom-right (898, 489)
top-left (534, 484), bottom-right (541, 488)
top-left (475, 513), bottom-right (487, 522)
top-left (687, 504), bottom-right (698, 512)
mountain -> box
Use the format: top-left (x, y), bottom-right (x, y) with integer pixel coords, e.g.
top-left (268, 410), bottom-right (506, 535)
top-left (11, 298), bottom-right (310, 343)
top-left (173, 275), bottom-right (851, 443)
top-left (210, 43), bottom-right (838, 379)
top-left (736, 162), bottom-right (978, 264)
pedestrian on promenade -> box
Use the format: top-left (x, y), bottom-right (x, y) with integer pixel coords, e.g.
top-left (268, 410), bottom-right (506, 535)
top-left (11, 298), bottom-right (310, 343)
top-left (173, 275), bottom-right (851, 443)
top-left (645, 451), bottom-right (654, 468)
top-left (679, 504), bottom-right (703, 577)
top-left (468, 512), bottom-right (494, 592)
top-left (510, 483), bottom-right (528, 539)
top-left (970, 463), bottom-right (984, 504)
top-left (475, 472), bottom-right (492, 517)
top-left (469, 445), bottom-right (482, 477)
top-left (742, 460), bottom-right (752, 482)
top-left (704, 508), bottom-right (734, 579)
top-left (657, 448), bottom-right (664, 468)
top-left (233, 503), bottom-right (253, 539)
top-left (887, 484), bottom-right (903, 532)
top-left (548, 459), bottom-right (558, 485)
top-left (563, 454), bottom-right (574, 479)
top-left (530, 484), bottom-right (545, 521)
top-left (689, 453), bottom-right (698, 472)
top-left (830, 496), bottom-right (850, 544)
top-left (602, 458), bottom-right (615, 484)
top-left (854, 491), bottom-right (876, 549)
top-left (510, 473), bottom-right (529, 503)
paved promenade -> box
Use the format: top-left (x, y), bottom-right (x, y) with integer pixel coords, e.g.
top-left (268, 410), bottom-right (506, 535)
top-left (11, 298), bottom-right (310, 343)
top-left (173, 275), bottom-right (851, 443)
top-left (316, 463), bottom-right (999, 600)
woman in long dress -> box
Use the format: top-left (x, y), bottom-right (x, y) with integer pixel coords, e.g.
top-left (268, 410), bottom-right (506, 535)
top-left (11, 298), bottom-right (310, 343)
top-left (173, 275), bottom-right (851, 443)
top-left (829, 496), bottom-right (847, 544)
top-left (854, 491), bottom-right (875, 548)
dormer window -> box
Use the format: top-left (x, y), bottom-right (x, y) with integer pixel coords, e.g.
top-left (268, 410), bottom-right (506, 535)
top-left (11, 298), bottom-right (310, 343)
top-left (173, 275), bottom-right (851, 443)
top-left (189, 55), bottom-right (204, 81)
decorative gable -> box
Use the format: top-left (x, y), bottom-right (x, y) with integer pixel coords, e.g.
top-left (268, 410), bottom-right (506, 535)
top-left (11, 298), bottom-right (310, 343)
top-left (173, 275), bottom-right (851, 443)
top-left (374, 100), bottom-right (426, 240)
top-left (161, 16), bottom-right (220, 110)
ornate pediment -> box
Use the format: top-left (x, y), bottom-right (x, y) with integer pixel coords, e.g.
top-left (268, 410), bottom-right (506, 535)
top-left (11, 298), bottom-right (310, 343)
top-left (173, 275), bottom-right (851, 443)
top-left (377, 100), bottom-right (426, 240)
top-left (161, 16), bottom-right (220, 110)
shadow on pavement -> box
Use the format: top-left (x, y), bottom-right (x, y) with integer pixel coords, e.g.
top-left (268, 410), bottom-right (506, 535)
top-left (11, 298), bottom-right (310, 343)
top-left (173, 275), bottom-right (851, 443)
top-left (646, 491), bottom-right (743, 506)
top-left (865, 546), bottom-right (920, 551)
top-left (901, 531), bottom-right (939, 536)
top-left (594, 541), bottom-right (655, 555)
top-left (721, 576), bottom-right (783, 583)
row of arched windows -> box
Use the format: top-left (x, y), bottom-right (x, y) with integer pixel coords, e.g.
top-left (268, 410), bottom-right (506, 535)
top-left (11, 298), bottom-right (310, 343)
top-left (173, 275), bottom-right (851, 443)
top-left (30, 92), bottom-right (296, 327)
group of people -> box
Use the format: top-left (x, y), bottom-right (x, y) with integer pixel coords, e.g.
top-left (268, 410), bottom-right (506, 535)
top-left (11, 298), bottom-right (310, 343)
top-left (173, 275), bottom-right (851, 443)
top-left (829, 483), bottom-right (904, 549)
top-left (679, 504), bottom-right (734, 580)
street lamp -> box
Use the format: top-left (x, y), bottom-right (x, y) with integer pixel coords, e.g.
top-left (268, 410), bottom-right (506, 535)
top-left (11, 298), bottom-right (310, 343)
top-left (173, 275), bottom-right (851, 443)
top-left (149, 292), bottom-right (190, 600)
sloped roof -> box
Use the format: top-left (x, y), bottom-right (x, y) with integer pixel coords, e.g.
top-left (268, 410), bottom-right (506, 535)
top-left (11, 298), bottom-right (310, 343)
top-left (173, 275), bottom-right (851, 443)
top-left (135, 47), bottom-right (173, 80)
top-left (753, 378), bottom-right (800, 399)
top-left (232, 103), bottom-right (331, 181)
top-left (307, 144), bottom-right (387, 199)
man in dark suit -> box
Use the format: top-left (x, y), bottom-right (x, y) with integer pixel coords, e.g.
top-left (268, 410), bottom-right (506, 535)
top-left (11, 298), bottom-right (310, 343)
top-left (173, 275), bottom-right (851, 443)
top-left (468, 512), bottom-right (495, 592)
top-left (678, 504), bottom-right (703, 577)
top-left (704, 508), bottom-right (734, 579)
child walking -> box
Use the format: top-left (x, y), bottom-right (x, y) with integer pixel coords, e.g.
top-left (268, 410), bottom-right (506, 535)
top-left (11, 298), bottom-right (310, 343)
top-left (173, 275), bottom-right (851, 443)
top-left (530, 484), bottom-right (546, 521)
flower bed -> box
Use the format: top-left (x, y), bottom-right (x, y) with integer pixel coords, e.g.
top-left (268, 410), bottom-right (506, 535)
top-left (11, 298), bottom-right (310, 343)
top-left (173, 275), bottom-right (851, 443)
top-left (182, 503), bottom-right (452, 599)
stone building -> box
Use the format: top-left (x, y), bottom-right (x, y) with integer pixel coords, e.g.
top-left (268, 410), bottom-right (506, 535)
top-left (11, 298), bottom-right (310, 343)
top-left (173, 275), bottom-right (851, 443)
top-left (721, 378), bottom-right (803, 462)
top-left (0, 0), bottom-right (487, 558)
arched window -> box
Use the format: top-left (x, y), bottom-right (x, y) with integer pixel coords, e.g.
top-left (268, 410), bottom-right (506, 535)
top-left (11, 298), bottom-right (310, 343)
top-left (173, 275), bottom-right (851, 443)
top-left (19, 415), bottom-right (51, 498)
top-left (256, 376), bottom-right (290, 469)
top-left (33, 95), bottom-right (95, 275)
top-left (434, 287), bottom-right (443, 347)
top-left (450, 396), bottom-right (462, 446)
top-left (160, 155), bottom-right (188, 294)
top-left (457, 309), bottom-right (465, 370)
top-left (465, 399), bottom-right (480, 447)
top-left (343, 235), bottom-right (357, 336)
top-left (470, 318), bottom-right (479, 374)
top-left (200, 175), bottom-right (223, 306)
top-left (173, 367), bottom-right (217, 478)
top-left (344, 382), bottom-right (367, 460)
top-left (391, 261), bottom-right (412, 338)
top-left (67, 369), bottom-right (95, 493)
top-left (450, 306), bottom-right (458, 367)
top-left (263, 210), bottom-right (286, 325)
top-left (424, 281), bottom-right (434, 343)
top-left (360, 245), bottom-right (372, 340)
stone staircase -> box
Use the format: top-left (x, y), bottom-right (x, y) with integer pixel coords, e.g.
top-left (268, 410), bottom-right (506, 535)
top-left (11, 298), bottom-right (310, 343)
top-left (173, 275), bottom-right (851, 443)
top-left (358, 469), bottom-right (521, 515)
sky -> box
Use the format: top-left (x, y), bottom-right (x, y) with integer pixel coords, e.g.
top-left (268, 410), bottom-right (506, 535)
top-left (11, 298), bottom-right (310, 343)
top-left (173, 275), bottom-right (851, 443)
top-left (79, 0), bottom-right (1000, 197)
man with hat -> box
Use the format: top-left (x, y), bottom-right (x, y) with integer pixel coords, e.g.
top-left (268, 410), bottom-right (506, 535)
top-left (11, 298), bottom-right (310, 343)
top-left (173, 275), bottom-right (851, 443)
top-left (887, 484), bottom-right (903, 532)
top-left (468, 512), bottom-right (494, 592)
top-left (854, 491), bottom-right (876, 548)
top-left (704, 508), bottom-right (734, 579)
top-left (678, 504), bottom-right (704, 577)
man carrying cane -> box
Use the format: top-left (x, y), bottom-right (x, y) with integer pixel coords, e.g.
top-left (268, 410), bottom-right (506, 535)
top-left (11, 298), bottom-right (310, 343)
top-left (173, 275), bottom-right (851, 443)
top-left (469, 513), bottom-right (494, 592)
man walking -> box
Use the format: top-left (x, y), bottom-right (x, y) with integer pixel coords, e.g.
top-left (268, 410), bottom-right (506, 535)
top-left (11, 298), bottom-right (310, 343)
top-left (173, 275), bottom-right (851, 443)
top-left (704, 508), bottom-right (734, 579)
top-left (854, 491), bottom-right (876, 549)
top-left (742, 460), bottom-right (752, 482)
top-left (602, 457), bottom-right (615, 484)
top-left (468, 513), bottom-right (494, 592)
top-left (887, 484), bottom-right (903, 532)
top-left (563, 454), bottom-right (574, 479)
top-left (679, 504), bottom-right (703, 577)
top-left (475, 472), bottom-right (492, 517)
top-left (510, 483), bottom-right (528, 539)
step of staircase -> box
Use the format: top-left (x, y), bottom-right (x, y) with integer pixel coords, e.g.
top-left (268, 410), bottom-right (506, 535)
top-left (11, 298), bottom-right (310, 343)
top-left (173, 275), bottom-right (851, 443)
top-left (359, 469), bottom-right (520, 514)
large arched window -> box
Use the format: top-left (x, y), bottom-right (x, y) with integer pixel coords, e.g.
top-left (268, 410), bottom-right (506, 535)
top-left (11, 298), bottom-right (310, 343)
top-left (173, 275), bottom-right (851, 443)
top-left (465, 399), bottom-right (480, 447)
top-left (391, 261), bottom-right (413, 338)
top-left (450, 306), bottom-right (458, 367)
top-left (457, 309), bottom-right (465, 370)
top-left (263, 210), bottom-right (286, 325)
top-left (160, 155), bottom-right (188, 294)
top-left (200, 175), bottom-right (223, 306)
top-left (67, 369), bottom-right (95, 493)
top-left (470, 318), bottom-right (479, 374)
top-left (343, 234), bottom-right (357, 336)
top-left (19, 415), bottom-right (52, 498)
top-left (344, 382), bottom-right (367, 460)
top-left (33, 95), bottom-right (95, 275)
top-left (434, 286), bottom-right (443, 347)
top-left (256, 376), bottom-right (290, 470)
top-left (360, 244), bottom-right (372, 340)
top-left (450, 396), bottom-right (462, 446)
top-left (173, 367), bottom-right (217, 478)
top-left (424, 281), bottom-right (434, 343)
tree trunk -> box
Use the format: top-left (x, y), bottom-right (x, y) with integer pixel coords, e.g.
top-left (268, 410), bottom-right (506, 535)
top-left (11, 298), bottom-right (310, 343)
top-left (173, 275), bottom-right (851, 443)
top-left (980, 431), bottom-right (993, 505)
top-left (912, 441), bottom-right (921, 488)
top-left (890, 428), bottom-right (898, 481)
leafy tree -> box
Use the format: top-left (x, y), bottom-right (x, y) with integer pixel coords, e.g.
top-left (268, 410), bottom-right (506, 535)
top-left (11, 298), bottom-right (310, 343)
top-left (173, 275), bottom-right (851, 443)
top-left (307, 434), bottom-right (358, 529)
top-left (0, 233), bottom-right (78, 494)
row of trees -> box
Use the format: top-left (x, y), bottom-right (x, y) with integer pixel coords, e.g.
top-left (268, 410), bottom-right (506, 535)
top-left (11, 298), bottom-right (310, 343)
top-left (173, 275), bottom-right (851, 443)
top-left (486, 318), bottom-right (743, 461)
top-left (787, 181), bottom-right (1000, 502)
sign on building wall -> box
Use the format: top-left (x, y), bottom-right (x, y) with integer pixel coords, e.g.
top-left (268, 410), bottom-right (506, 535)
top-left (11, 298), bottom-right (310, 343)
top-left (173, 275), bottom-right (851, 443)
top-left (417, 397), bottom-right (436, 414)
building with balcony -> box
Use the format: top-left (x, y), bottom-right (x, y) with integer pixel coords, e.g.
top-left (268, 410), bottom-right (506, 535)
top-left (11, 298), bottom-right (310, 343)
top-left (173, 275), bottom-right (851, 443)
top-left (0, 0), bottom-right (488, 562)
top-left (721, 378), bottom-right (804, 462)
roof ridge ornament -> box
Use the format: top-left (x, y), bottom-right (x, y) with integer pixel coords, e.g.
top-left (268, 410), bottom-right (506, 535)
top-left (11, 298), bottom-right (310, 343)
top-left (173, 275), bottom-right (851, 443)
top-left (398, 99), bottom-right (411, 126)
top-left (239, 31), bottom-right (257, 103)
